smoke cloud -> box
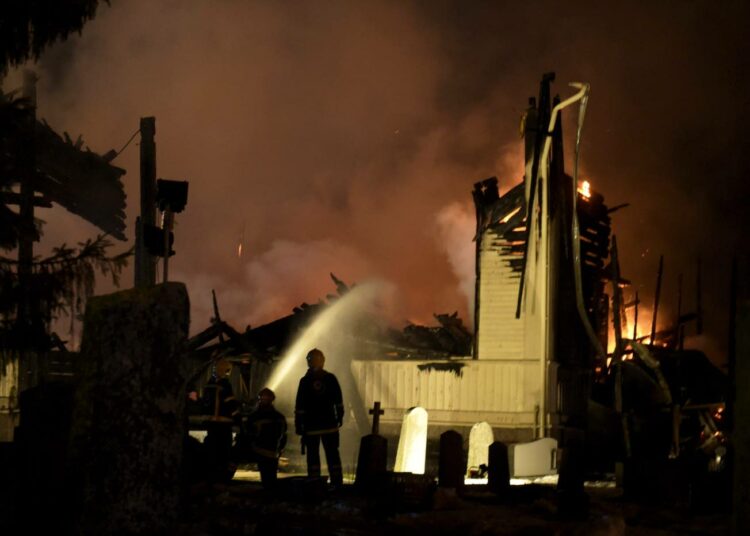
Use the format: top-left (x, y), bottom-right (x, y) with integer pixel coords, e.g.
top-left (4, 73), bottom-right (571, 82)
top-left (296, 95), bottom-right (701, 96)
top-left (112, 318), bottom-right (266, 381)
top-left (175, 238), bottom-right (372, 330)
top-left (8, 0), bottom-right (748, 364)
top-left (435, 202), bottom-right (475, 322)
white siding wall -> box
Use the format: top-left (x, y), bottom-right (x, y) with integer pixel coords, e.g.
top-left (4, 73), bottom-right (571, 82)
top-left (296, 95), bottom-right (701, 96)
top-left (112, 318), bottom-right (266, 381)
top-left (351, 359), bottom-right (541, 429)
top-left (476, 229), bottom-right (525, 360)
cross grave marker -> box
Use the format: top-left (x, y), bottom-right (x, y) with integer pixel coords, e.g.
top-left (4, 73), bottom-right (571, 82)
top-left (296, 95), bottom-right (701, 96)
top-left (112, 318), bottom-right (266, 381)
top-left (369, 401), bottom-right (384, 435)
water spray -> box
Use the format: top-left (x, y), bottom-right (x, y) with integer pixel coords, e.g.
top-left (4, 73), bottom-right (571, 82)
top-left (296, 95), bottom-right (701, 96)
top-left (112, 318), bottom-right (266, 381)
top-left (266, 281), bottom-right (387, 392)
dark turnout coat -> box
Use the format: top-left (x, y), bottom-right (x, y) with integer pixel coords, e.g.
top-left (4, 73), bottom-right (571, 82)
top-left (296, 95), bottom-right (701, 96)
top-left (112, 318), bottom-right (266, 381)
top-left (294, 369), bottom-right (344, 435)
top-left (202, 377), bottom-right (240, 422)
top-left (244, 405), bottom-right (287, 459)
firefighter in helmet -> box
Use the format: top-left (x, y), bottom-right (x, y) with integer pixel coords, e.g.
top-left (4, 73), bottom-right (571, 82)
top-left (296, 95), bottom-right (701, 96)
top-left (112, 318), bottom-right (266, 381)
top-left (202, 355), bottom-right (240, 482)
top-left (294, 348), bottom-right (344, 487)
top-left (243, 387), bottom-right (287, 488)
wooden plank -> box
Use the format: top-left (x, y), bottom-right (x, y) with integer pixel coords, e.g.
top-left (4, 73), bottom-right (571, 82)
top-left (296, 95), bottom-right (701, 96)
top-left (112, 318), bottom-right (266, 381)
top-left (0, 191), bottom-right (53, 208)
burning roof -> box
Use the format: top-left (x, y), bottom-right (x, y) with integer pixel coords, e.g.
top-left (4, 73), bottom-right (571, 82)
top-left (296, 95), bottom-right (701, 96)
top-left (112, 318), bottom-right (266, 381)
top-left (187, 273), bottom-right (473, 362)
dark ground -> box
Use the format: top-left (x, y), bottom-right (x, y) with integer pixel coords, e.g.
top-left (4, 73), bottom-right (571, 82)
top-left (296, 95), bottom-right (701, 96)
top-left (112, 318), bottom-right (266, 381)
top-left (175, 477), bottom-right (730, 536)
top-left (0, 443), bottom-right (730, 535)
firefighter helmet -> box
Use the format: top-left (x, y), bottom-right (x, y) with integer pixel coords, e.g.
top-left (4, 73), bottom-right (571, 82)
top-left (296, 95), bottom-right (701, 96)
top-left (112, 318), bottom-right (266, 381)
top-left (306, 348), bottom-right (325, 369)
top-left (215, 357), bottom-right (232, 378)
top-left (258, 387), bottom-right (275, 402)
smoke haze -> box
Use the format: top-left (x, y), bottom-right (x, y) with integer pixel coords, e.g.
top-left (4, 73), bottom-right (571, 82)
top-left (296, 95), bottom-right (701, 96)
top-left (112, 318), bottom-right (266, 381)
top-left (8, 0), bottom-right (749, 362)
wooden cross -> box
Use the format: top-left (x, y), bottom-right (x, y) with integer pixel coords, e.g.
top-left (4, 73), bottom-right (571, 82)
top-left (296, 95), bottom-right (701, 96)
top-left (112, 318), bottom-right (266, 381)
top-left (369, 401), bottom-right (384, 435)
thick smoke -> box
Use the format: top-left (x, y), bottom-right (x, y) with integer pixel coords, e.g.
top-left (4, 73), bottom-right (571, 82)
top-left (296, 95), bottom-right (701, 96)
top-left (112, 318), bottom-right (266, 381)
top-left (10, 1), bottom-right (748, 364)
top-left (175, 238), bottom-right (372, 331)
top-left (435, 202), bottom-right (475, 322)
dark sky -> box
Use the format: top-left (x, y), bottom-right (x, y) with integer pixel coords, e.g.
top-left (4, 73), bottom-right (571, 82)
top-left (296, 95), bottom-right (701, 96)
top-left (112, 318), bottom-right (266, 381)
top-left (9, 0), bottom-right (749, 360)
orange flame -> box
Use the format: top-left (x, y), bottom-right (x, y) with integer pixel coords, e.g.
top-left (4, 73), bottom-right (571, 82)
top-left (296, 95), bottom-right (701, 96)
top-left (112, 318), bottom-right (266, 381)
top-left (606, 300), bottom-right (662, 353)
top-left (577, 180), bottom-right (591, 200)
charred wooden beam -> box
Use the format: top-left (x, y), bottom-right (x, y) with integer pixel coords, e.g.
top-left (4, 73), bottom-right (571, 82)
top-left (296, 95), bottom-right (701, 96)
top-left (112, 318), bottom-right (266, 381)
top-left (330, 272), bottom-right (350, 295)
top-left (633, 290), bottom-right (639, 340)
top-left (0, 191), bottom-right (53, 208)
top-left (606, 203), bottom-right (630, 214)
top-left (675, 272), bottom-right (683, 349)
top-left (33, 118), bottom-right (126, 239)
top-left (696, 256), bottom-right (704, 335)
top-left (650, 255), bottom-right (664, 345)
top-left (186, 322), bottom-right (225, 352)
top-left (610, 236), bottom-right (625, 362)
top-left (516, 72), bottom-right (555, 319)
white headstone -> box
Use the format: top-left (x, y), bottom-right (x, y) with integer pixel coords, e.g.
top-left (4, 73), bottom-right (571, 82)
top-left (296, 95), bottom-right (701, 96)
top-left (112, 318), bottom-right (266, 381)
top-left (509, 437), bottom-right (558, 478)
top-left (394, 407), bottom-right (428, 474)
top-left (466, 421), bottom-right (494, 476)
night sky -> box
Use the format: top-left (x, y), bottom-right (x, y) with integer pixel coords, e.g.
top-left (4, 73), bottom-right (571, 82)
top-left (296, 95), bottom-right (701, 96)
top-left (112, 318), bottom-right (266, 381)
top-left (7, 0), bottom-right (749, 362)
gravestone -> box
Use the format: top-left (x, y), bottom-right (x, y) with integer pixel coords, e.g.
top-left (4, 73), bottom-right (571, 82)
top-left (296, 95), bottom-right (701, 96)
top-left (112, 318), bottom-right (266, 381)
top-left (69, 282), bottom-right (189, 534)
top-left (466, 421), bottom-right (494, 477)
top-left (438, 430), bottom-right (465, 488)
top-left (488, 441), bottom-right (510, 495)
top-left (394, 406), bottom-right (428, 474)
top-left (355, 401), bottom-right (388, 488)
top-left (508, 437), bottom-right (558, 477)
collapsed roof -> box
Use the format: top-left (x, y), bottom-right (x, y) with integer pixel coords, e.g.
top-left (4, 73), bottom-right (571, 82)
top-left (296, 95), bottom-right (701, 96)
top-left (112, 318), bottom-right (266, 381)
top-left (187, 273), bottom-right (472, 362)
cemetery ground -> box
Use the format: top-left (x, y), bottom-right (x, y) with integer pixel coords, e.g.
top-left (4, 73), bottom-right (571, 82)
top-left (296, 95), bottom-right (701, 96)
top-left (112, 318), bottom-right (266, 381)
top-left (175, 469), bottom-right (730, 535)
top-left (0, 445), bottom-right (732, 535)
top-left (0, 284), bottom-right (737, 534)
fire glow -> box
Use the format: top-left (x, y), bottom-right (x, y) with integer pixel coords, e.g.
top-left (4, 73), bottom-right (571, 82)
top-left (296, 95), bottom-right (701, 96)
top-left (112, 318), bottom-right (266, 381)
top-left (577, 180), bottom-right (591, 199)
top-left (606, 304), bottom-right (662, 354)
top-left (500, 206), bottom-right (522, 224)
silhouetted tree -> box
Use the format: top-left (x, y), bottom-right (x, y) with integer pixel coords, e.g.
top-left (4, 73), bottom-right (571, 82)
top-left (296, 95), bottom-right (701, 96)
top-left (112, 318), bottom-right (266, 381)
top-left (0, 90), bottom-right (29, 249)
top-left (0, 0), bottom-right (132, 374)
top-left (0, 234), bottom-right (131, 360)
top-left (0, 0), bottom-right (108, 74)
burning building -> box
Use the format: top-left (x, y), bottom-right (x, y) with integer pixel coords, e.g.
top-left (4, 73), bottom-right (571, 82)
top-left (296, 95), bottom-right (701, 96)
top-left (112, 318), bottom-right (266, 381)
top-left (351, 74), bottom-right (611, 443)
top-left (184, 73), bottom-right (726, 494)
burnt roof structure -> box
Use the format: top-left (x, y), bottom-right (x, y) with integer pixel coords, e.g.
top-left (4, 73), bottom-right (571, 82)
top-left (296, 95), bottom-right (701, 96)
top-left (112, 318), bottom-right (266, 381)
top-left (34, 119), bottom-right (127, 240)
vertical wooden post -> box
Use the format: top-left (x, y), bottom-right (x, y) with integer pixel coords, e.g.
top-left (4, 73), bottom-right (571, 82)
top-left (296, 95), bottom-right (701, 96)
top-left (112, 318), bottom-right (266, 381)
top-left (610, 236), bottom-right (624, 362)
top-left (677, 273), bottom-right (684, 350)
top-left (650, 255), bottom-right (664, 345)
top-left (696, 256), bottom-right (703, 335)
top-left (633, 290), bottom-right (639, 340)
top-left (135, 117), bottom-right (156, 287)
top-left (162, 209), bottom-right (173, 283)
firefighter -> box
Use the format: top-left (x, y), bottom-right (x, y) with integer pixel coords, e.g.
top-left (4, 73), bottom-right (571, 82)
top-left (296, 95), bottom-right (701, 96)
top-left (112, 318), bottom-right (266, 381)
top-left (295, 348), bottom-right (344, 487)
top-left (243, 387), bottom-right (287, 489)
top-left (202, 356), bottom-right (240, 482)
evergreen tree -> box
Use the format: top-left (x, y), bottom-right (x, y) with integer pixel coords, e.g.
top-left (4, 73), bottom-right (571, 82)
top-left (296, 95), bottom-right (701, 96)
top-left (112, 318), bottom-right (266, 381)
top-left (0, 0), bottom-right (107, 74)
top-left (0, 0), bottom-right (130, 372)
